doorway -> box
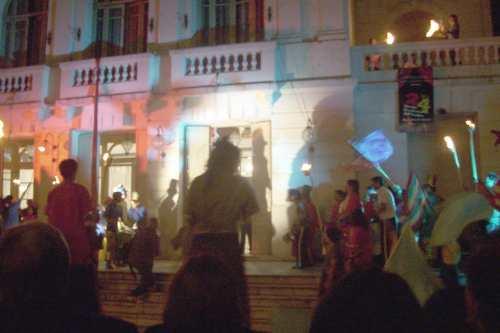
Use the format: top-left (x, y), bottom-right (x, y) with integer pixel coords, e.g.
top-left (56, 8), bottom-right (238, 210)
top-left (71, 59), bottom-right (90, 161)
top-left (99, 132), bottom-right (136, 203)
top-left (183, 121), bottom-right (272, 255)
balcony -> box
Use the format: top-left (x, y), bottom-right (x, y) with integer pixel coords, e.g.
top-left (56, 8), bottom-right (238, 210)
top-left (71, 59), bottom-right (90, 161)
top-left (352, 37), bottom-right (500, 82)
top-left (0, 65), bottom-right (50, 104)
top-left (170, 41), bottom-right (276, 88)
top-left (59, 53), bottom-right (160, 100)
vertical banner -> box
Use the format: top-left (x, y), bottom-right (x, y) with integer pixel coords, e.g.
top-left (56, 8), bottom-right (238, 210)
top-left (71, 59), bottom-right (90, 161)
top-left (398, 67), bottom-right (434, 132)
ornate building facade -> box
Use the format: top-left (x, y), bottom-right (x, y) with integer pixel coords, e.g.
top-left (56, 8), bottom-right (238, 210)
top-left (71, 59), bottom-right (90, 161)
top-left (0, 0), bottom-right (498, 258)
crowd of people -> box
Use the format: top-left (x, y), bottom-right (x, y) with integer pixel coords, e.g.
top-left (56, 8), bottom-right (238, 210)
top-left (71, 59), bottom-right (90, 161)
top-left (0, 138), bottom-right (499, 332)
top-left (286, 176), bottom-right (400, 273)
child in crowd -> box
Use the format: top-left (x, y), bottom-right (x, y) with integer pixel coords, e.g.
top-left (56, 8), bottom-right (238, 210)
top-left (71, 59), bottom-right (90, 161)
top-left (128, 217), bottom-right (160, 297)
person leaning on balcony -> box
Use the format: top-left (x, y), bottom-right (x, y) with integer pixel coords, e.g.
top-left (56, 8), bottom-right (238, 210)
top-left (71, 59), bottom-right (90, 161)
top-left (182, 137), bottom-right (259, 328)
top-left (446, 14), bottom-right (460, 39)
top-left (367, 38), bottom-right (382, 71)
top-left (46, 159), bottom-right (94, 267)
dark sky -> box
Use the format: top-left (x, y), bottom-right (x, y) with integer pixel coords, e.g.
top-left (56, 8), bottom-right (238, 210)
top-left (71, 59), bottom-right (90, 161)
top-left (493, 0), bottom-right (500, 36)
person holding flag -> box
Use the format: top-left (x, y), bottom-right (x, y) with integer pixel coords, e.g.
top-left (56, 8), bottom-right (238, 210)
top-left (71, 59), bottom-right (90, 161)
top-left (372, 176), bottom-right (398, 260)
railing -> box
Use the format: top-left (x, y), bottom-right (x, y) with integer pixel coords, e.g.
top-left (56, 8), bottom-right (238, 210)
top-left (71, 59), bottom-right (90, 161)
top-left (171, 41), bottom-right (276, 88)
top-left (352, 37), bottom-right (500, 78)
top-left (59, 53), bottom-right (159, 99)
top-left (71, 62), bottom-right (138, 87)
top-left (0, 65), bottom-right (50, 104)
top-left (186, 52), bottom-right (261, 76)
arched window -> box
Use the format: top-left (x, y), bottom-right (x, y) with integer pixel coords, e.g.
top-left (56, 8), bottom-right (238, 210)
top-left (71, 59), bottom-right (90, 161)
top-left (4, 0), bottom-right (48, 67)
top-left (95, 0), bottom-right (149, 57)
top-left (200, 0), bottom-right (264, 45)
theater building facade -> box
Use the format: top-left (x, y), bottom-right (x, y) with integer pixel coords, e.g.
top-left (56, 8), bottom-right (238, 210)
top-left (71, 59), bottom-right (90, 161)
top-left (0, 0), bottom-right (498, 258)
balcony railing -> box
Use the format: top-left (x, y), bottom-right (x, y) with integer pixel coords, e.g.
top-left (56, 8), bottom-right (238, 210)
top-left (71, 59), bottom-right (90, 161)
top-left (0, 65), bottom-right (50, 104)
top-left (59, 53), bottom-right (160, 99)
top-left (170, 41), bottom-right (276, 88)
top-left (352, 37), bottom-right (500, 80)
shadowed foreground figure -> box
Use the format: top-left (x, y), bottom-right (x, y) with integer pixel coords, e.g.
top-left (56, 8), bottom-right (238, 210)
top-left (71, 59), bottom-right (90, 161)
top-left (180, 138), bottom-right (259, 327)
top-left (146, 255), bottom-right (251, 333)
top-left (465, 245), bottom-right (500, 333)
top-left (46, 158), bottom-right (94, 266)
top-left (0, 222), bottom-right (137, 333)
top-left (310, 268), bottom-right (423, 333)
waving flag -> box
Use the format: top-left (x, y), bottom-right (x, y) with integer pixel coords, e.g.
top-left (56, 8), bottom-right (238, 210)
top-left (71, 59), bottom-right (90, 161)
top-left (385, 224), bottom-right (442, 305)
top-left (349, 130), bottom-right (394, 165)
top-left (403, 174), bottom-right (431, 226)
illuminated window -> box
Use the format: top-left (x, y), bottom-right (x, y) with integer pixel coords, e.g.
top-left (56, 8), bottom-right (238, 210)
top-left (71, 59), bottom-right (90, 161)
top-left (3, 0), bottom-right (48, 67)
top-left (200, 0), bottom-right (264, 45)
top-left (95, 0), bottom-right (148, 57)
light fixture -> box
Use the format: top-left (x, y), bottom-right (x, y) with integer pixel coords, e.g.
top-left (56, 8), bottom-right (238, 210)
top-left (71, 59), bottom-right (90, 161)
top-left (37, 145), bottom-right (46, 153)
top-left (0, 119), bottom-right (4, 139)
top-left (12, 178), bottom-right (21, 186)
top-left (385, 32), bottom-right (395, 45)
top-left (102, 152), bottom-right (110, 162)
top-left (151, 126), bottom-right (167, 159)
top-left (301, 161), bottom-right (312, 176)
top-left (465, 120), bottom-right (476, 130)
top-left (52, 176), bottom-right (61, 185)
top-left (426, 20), bottom-right (440, 38)
top-left (302, 118), bottom-right (315, 143)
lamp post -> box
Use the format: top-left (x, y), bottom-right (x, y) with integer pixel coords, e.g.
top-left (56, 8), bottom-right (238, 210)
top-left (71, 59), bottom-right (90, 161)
top-left (465, 120), bottom-right (479, 186)
top-left (444, 136), bottom-right (464, 190)
top-left (0, 120), bottom-right (4, 198)
top-left (90, 40), bottom-right (102, 208)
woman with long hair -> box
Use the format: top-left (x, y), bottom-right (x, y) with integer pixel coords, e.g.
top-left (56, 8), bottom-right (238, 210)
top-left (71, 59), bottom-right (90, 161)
top-left (337, 179), bottom-right (361, 223)
top-left (181, 138), bottom-right (258, 327)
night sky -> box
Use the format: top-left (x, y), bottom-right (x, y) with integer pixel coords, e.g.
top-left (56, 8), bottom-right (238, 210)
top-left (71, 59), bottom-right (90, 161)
top-left (493, 0), bottom-right (500, 36)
